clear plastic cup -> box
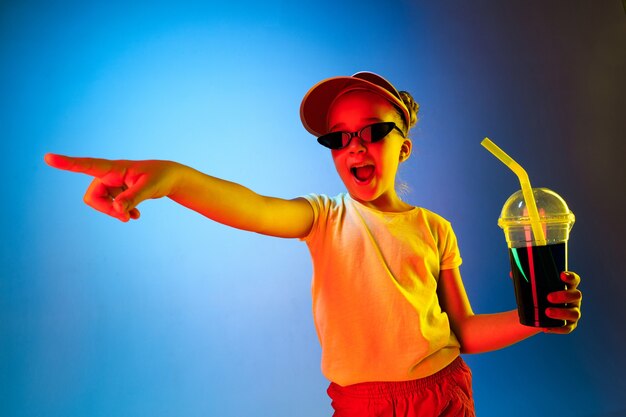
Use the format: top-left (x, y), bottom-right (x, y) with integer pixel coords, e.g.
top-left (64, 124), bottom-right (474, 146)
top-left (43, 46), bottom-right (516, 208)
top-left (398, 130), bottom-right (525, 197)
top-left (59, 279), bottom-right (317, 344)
top-left (498, 188), bottom-right (575, 327)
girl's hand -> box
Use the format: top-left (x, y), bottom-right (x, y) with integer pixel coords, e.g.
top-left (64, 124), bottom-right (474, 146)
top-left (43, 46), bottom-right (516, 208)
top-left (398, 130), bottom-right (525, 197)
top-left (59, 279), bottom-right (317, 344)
top-left (544, 271), bottom-right (582, 334)
top-left (44, 153), bottom-right (179, 222)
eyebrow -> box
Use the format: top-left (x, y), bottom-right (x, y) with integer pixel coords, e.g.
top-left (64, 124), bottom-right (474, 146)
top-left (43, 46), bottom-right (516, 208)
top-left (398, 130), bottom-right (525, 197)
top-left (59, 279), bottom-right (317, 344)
top-left (329, 117), bottom-right (382, 132)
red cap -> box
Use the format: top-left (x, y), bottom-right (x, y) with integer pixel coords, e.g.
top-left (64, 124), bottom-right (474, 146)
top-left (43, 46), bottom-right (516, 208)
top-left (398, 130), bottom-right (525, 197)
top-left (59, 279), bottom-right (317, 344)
top-left (300, 71), bottom-right (410, 137)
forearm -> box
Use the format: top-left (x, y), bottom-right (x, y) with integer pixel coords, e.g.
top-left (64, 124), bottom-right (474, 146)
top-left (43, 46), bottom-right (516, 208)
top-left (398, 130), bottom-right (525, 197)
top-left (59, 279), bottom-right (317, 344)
top-left (455, 310), bottom-right (541, 354)
top-left (167, 163), bottom-right (268, 232)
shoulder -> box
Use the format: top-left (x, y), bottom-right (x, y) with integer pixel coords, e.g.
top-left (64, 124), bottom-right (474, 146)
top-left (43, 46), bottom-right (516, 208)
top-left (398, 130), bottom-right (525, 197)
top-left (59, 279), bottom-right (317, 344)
top-left (415, 206), bottom-right (453, 228)
top-left (299, 193), bottom-right (349, 243)
top-left (302, 192), bottom-right (348, 213)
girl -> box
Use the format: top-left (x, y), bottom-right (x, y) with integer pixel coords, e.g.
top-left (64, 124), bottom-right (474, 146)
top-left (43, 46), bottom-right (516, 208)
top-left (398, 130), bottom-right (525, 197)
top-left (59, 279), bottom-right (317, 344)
top-left (45, 72), bottom-right (582, 417)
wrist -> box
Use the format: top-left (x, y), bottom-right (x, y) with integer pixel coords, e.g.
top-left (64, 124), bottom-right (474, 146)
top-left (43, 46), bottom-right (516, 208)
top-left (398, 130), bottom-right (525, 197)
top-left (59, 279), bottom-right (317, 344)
top-left (163, 161), bottom-right (189, 199)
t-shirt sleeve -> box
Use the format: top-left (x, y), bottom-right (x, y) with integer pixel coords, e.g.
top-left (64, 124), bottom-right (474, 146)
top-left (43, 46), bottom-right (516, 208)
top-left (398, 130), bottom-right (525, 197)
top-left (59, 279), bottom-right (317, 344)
top-left (439, 221), bottom-right (463, 270)
top-left (299, 193), bottom-right (325, 243)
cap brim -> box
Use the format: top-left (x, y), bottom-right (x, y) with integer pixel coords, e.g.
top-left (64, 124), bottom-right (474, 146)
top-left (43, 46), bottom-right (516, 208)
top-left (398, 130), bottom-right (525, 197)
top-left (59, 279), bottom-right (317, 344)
top-left (300, 72), bottom-right (409, 137)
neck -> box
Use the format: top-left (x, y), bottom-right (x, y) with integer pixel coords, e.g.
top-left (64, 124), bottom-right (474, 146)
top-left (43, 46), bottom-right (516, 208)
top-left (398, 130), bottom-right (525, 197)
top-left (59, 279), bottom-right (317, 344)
top-left (350, 192), bottom-right (413, 213)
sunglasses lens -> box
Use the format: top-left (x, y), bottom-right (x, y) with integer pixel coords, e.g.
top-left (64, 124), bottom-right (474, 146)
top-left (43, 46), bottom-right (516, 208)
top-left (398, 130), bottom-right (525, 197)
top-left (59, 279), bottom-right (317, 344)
top-left (341, 132), bottom-right (352, 148)
top-left (317, 132), bottom-right (344, 149)
top-left (366, 122), bottom-right (395, 142)
top-left (317, 122), bottom-right (397, 149)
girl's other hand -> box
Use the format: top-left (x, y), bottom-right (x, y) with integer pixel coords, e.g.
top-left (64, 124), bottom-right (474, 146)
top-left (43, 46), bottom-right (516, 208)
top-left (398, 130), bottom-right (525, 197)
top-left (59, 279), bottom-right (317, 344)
top-left (44, 153), bottom-right (178, 222)
top-left (544, 271), bottom-right (582, 334)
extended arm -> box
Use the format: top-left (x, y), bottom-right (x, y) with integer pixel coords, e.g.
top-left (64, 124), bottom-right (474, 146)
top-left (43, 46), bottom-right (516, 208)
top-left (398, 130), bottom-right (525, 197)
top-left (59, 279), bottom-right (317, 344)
top-left (167, 163), bottom-right (313, 237)
top-left (44, 153), bottom-right (314, 239)
top-left (437, 268), bottom-right (582, 354)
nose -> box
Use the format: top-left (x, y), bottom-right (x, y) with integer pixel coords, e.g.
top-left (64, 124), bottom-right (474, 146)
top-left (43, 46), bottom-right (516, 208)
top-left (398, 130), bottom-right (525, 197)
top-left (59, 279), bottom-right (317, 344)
top-left (346, 134), bottom-right (367, 153)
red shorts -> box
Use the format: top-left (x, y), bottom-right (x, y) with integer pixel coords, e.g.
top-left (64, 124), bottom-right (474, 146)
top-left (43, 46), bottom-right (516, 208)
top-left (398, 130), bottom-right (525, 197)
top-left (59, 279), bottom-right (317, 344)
top-left (327, 356), bottom-right (475, 417)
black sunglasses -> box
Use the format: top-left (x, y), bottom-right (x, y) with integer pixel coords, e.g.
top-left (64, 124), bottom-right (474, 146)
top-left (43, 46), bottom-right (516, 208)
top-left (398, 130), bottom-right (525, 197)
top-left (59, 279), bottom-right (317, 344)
top-left (317, 122), bottom-right (405, 150)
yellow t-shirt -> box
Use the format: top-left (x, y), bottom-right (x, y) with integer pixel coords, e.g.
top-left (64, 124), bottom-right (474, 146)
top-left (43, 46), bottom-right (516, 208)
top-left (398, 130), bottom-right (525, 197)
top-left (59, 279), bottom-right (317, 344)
top-left (301, 193), bottom-right (463, 386)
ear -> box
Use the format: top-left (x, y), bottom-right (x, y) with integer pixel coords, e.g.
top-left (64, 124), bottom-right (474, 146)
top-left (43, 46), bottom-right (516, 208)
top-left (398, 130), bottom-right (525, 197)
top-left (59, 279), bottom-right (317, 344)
top-left (399, 138), bottom-right (412, 162)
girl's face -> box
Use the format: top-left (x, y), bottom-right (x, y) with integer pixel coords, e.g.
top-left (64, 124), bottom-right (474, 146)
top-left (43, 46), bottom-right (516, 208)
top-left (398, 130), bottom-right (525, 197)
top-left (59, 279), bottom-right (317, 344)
top-left (327, 90), bottom-right (412, 212)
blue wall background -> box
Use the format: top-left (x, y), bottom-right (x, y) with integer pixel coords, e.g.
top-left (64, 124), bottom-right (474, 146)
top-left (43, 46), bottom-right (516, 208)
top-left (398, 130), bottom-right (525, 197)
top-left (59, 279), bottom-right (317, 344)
top-left (2, 1), bottom-right (625, 416)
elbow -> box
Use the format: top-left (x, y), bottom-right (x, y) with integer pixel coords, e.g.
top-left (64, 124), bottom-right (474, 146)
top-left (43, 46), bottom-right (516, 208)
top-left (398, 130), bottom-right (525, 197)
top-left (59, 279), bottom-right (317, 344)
top-left (451, 315), bottom-right (481, 355)
top-left (457, 335), bottom-right (473, 354)
top-left (459, 343), bottom-right (482, 355)
top-left (458, 336), bottom-right (486, 354)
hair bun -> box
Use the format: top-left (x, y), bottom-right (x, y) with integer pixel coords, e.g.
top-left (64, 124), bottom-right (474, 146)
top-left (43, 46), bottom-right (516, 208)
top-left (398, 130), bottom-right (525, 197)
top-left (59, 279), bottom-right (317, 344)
top-left (399, 91), bottom-right (419, 129)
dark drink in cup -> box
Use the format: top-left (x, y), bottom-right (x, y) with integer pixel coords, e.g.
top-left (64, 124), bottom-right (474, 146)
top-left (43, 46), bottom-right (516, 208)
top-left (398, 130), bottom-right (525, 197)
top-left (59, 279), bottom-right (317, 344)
top-left (508, 243), bottom-right (567, 327)
top-left (498, 188), bottom-right (575, 328)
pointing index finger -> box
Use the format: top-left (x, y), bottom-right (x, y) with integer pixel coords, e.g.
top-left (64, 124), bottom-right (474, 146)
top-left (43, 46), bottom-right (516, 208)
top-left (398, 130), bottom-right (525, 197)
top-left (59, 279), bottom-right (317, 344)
top-left (44, 153), bottom-right (115, 178)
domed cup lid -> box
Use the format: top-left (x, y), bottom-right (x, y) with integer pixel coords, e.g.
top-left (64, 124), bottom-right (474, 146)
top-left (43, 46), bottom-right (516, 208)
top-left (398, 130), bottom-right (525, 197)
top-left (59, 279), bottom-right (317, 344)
top-left (498, 187), bottom-right (575, 229)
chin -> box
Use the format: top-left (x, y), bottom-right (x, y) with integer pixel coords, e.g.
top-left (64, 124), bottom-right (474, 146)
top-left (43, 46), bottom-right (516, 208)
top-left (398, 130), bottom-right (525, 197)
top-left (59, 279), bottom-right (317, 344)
top-left (347, 188), bottom-right (381, 203)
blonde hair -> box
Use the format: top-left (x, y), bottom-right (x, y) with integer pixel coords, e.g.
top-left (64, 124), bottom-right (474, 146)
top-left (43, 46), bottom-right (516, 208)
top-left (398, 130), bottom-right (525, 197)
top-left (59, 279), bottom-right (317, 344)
top-left (396, 90), bottom-right (419, 196)
top-left (398, 90), bottom-right (419, 133)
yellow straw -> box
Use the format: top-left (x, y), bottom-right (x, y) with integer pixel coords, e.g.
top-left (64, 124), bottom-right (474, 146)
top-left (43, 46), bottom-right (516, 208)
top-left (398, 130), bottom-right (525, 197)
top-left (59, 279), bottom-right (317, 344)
top-left (481, 138), bottom-right (547, 245)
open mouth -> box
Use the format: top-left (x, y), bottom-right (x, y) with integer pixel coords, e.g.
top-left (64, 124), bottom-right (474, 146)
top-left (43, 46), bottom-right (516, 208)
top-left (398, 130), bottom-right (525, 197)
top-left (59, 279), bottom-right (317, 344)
top-left (350, 164), bottom-right (376, 183)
